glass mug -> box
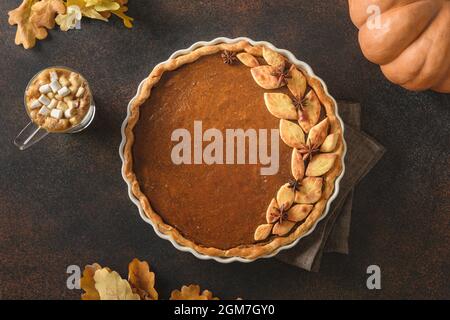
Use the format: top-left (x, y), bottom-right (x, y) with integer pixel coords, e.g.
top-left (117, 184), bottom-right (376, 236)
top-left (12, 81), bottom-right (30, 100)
top-left (14, 66), bottom-right (96, 150)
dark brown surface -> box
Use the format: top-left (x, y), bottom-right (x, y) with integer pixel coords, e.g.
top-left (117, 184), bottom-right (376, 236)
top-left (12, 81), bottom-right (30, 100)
top-left (133, 53), bottom-right (292, 249)
top-left (0, 0), bottom-right (449, 299)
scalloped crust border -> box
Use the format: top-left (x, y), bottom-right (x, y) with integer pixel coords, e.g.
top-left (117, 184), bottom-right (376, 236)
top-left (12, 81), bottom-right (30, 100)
top-left (122, 40), bottom-right (345, 260)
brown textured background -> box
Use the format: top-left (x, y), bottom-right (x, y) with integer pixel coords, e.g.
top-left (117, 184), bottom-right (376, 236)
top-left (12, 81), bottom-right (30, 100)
top-left (0, 0), bottom-right (449, 299)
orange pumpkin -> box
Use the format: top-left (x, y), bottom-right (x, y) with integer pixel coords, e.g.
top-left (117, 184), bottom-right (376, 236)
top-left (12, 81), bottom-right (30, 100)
top-left (348, 0), bottom-right (450, 93)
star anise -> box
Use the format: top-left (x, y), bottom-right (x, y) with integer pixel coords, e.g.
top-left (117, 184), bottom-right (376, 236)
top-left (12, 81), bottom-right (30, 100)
top-left (292, 95), bottom-right (310, 121)
top-left (221, 50), bottom-right (237, 65)
top-left (271, 65), bottom-right (291, 87)
top-left (287, 178), bottom-right (302, 191)
top-left (272, 204), bottom-right (289, 225)
top-left (298, 141), bottom-right (320, 162)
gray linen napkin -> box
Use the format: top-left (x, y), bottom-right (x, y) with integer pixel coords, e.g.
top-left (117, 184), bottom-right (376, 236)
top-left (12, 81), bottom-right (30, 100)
top-left (276, 102), bottom-right (385, 271)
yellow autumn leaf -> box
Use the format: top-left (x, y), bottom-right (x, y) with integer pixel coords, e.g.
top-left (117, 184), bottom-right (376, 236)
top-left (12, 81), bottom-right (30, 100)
top-left (94, 268), bottom-right (140, 300)
top-left (85, 0), bottom-right (120, 12)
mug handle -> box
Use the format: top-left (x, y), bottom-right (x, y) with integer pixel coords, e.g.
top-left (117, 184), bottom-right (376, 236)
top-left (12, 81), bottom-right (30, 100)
top-left (14, 121), bottom-right (49, 150)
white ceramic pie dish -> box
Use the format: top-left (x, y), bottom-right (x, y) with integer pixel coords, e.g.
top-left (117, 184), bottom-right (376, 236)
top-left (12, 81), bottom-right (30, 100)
top-left (119, 37), bottom-right (347, 263)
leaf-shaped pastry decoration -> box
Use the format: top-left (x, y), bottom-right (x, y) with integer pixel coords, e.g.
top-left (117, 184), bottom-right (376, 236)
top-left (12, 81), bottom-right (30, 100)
top-left (251, 66), bottom-right (281, 89)
top-left (320, 133), bottom-right (339, 152)
top-left (170, 285), bottom-right (218, 300)
top-left (287, 204), bottom-right (313, 222)
top-left (272, 221), bottom-right (296, 236)
top-left (298, 90), bottom-right (321, 133)
top-left (128, 258), bottom-right (158, 300)
top-left (266, 198), bottom-right (280, 224)
top-left (264, 93), bottom-right (298, 120)
top-left (94, 269), bottom-right (140, 300)
top-left (287, 65), bottom-right (307, 99)
top-left (294, 177), bottom-right (323, 204)
top-left (306, 154), bottom-right (337, 177)
top-left (80, 263), bottom-right (102, 300)
top-left (254, 224), bottom-right (273, 241)
top-left (307, 118), bottom-right (329, 147)
top-left (276, 183), bottom-right (294, 210)
top-left (262, 46), bottom-right (285, 67)
top-left (246, 45), bottom-right (263, 57)
top-left (237, 52), bottom-right (259, 68)
top-left (291, 148), bottom-right (305, 181)
top-left (280, 119), bottom-right (305, 149)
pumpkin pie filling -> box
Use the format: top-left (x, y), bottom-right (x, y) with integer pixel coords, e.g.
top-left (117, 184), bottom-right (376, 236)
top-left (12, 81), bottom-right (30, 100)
top-left (124, 41), bottom-right (345, 259)
top-left (133, 54), bottom-right (292, 249)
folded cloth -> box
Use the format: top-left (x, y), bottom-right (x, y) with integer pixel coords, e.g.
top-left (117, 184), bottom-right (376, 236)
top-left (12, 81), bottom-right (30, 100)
top-left (276, 102), bottom-right (385, 271)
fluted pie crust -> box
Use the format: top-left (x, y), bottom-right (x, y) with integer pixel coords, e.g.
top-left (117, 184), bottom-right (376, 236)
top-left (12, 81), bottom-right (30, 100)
top-left (123, 40), bottom-right (345, 260)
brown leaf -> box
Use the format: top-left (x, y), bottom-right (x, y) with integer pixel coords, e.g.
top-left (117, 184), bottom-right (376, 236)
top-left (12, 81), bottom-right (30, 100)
top-left (320, 133), bottom-right (339, 152)
top-left (30, 0), bottom-right (65, 29)
top-left (80, 263), bottom-right (102, 300)
top-left (287, 204), bottom-right (313, 222)
top-left (170, 285), bottom-right (219, 300)
top-left (264, 93), bottom-right (298, 120)
top-left (262, 46), bottom-right (285, 67)
top-left (287, 66), bottom-right (307, 99)
top-left (307, 118), bottom-right (329, 147)
top-left (298, 90), bottom-right (321, 133)
top-left (250, 65), bottom-right (280, 89)
top-left (8, 0), bottom-right (48, 49)
top-left (128, 258), bottom-right (158, 300)
top-left (280, 119), bottom-right (305, 149)
top-left (237, 52), bottom-right (259, 67)
top-left (294, 177), bottom-right (323, 204)
top-left (291, 148), bottom-right (305, 181)
top-left (272, 221), bottom-right (296, 236)
top-left (276, 183), bottom-right (295, 210)
top-left (306, 154), bottom-right (337, 177)
top-left (254, 224), bottom-right (273, 241)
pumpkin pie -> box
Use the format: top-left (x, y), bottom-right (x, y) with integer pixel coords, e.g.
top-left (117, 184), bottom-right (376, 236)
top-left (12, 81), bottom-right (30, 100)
top-left (123, 41), bottom-right (345, 259)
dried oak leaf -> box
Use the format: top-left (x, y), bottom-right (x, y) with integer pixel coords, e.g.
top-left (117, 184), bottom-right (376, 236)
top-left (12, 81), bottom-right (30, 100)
top-left (94, 268), bottom-right (140, 300)
top-left (80, 263), bottom-right (102, 300)
top-left (30, 0), bottom-right (66, 29)
top-left (128, 258), bottom-right (158, 300)
top-left (170, 285), bottom-right (219, 300)
top-left (8, 0), bottom-right (48, 49)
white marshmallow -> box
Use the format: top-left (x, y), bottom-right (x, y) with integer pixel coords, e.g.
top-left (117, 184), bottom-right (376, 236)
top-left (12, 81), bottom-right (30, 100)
top-left (30, 99), bottom-right (41, 109)
top-left (50, 108), bottom-right (63, 119)
top-left (38, 95), bottom-right (51, 106)
top-left (57, 86), bottom-right (71, 97)
top-left (50, 71), bottom-right (58, 82)
top-left (64, 108), bottom-right (76, 119)
top-left (47, 99), bottom-right (58, 109)
top-left (50, 80), bottom-right (62, 93)
top-left (75, 86), bottom-right (85, 98)
top-left (38, 106), bottom-right (50, 116)
top-left (39, 84), bottom-right (51, 94)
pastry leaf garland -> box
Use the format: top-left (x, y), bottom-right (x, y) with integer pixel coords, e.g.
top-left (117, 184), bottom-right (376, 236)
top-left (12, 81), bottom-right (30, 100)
top-left (8, 0), bottom-right (134, 49)
top-left (80, 258), bottom-right (224, 300)
top-left (222, 47), bottom-right (339, 241)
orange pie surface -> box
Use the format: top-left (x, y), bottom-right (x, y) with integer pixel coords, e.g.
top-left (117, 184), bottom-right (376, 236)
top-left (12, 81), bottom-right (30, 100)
top-left (133, 54), bottom-right (292, 249)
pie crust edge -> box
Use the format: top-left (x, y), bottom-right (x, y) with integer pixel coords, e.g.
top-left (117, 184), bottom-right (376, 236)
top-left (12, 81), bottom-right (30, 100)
top-left (122, 40), bottom-right (345, 260)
